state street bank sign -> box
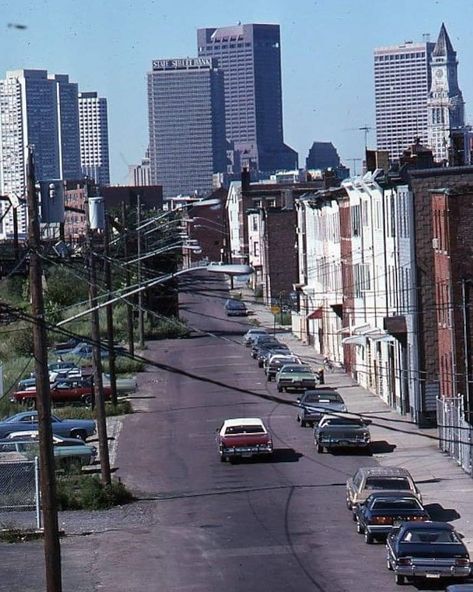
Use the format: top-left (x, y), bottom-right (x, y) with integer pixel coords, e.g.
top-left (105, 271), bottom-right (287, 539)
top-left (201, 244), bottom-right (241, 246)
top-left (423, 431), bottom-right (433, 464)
top-left (152, 57), bottom-right (213, 71)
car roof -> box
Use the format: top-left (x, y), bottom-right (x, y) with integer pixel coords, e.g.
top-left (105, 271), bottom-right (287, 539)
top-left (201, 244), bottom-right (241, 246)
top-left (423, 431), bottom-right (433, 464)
top-left (399, 521), bottom-right (454, 531)
top-left (223, 418), bottom-right (265, 427)
top-left (365, 491), bottom-right (420, 500)
top-left (246, 328), bottom-right (267, 334)
top-left (356, 466), bottom-right (413, 478)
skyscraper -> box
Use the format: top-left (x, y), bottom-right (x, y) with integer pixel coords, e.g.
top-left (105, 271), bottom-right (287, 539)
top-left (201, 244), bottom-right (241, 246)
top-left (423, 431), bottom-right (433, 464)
top-left (427, 24), bottom-right (468, 164)
top-left (374, 39), bottom-right (435, 161)
top-left (78, 91), bottom-right (110, 185)
top-left (147, 57), bottom-right (227, 198)
top-left (0, 69), bottom-right (81, 237)
top-left (197, 23), bottom-right (297, 174)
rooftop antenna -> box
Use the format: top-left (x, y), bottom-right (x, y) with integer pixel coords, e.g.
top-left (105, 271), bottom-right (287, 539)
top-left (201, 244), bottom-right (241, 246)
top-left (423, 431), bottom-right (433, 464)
top-left (348, 158), bottom-right (362, 176)
top-left (359, 125), bottom-right (373, 150)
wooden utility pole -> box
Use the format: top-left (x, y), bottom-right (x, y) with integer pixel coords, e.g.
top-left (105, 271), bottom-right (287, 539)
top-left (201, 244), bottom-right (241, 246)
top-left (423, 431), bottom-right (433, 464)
top-left (26, 146), bottom-right (62, 592)
top-left (122, 201), bottom-right (134, 357)
top-left (104, 216), bottom-right (118, 406)
top-left (87, 199), bottom-right (111, 486)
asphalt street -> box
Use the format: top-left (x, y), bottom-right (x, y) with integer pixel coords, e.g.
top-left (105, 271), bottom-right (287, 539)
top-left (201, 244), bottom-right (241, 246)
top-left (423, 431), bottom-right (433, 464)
top-left (1, 272), bottom-right (463, 591)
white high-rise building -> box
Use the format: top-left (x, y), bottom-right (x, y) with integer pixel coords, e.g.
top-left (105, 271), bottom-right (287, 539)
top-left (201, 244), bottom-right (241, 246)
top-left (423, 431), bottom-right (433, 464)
top-left (78, 92), bottom-right (110, 186)
top-left (0, 69), bottom-right (81, 237)
top-left (374, 39), bottom-right (435, 161)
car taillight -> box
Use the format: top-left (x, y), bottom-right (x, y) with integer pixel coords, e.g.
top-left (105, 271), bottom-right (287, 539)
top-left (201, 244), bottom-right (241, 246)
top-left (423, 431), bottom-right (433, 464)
top-left (369, 516), bottom-right (392, 525)
top-left (409, 515), bottom-right (428, 522)
top-left (455, 557), bottom-right (470, 567)
top-left (397, 557), bottom-right (412, 566)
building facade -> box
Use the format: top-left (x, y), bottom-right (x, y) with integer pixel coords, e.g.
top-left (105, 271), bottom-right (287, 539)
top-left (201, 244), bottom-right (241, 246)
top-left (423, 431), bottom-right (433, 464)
top-left (128, 155), bottom-right (151, 187)
top-left (374, 39), bottom-right (435, 161)
top-left (0, 69), bottom-right (81, 237)
top-left (147, 57), bottom-right (227, 199)
top-left (197, 23), bottom-right (297, 174)
top-left (78, 91), bottom-right (110, 186)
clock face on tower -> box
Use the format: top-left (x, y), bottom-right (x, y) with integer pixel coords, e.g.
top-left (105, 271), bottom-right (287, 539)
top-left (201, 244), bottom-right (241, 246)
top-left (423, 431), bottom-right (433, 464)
top-left (436, 69), bottom-right (444, 79)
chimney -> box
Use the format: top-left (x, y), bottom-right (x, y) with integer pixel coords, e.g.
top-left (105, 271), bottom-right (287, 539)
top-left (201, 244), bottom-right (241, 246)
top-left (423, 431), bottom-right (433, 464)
top-left (241, 167), bottom-right (250, 193)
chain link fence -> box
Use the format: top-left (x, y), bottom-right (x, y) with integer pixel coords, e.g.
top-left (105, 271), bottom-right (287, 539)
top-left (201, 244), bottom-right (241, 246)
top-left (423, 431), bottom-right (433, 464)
top-left (0, 457), bottom-right (41, 529)
top-left (437, 396), bottom-right (473, 475)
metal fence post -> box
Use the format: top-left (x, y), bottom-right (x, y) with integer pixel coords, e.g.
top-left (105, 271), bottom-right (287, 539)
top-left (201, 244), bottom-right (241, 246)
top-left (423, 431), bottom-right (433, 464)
top-left (35, 456), bottom-right (41, 530)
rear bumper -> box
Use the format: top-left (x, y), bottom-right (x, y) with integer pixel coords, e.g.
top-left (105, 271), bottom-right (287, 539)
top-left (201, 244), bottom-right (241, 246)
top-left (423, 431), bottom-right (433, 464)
top-left (319, 439), bottom-right (370, 448)
top-left (395, 564), bottom-right (470, 579)
top-left (221, 445), bottom-right (273, 458)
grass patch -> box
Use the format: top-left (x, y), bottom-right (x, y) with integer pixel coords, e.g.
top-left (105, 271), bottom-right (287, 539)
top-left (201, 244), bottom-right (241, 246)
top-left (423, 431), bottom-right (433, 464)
top-left (54, 399), bottom-right (133, 420)
top-left (56, 474), bottom-right (134, 510)
top-left (146, 316), bottom-right (190, 340)
top-left (0, 526), bottom-right (44, 543)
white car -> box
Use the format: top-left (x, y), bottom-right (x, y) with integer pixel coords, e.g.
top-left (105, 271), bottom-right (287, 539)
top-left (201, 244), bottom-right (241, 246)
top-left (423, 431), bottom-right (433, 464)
top-left (243, 327), bottom-right (268, 346)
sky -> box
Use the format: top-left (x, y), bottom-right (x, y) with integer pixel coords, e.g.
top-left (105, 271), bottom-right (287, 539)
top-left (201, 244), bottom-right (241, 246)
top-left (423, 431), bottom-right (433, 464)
top-left (2, 0), bottom-right (473, 183)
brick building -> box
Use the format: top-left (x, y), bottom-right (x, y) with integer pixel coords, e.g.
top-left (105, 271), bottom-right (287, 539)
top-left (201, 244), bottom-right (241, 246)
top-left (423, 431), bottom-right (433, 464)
top-left (432, 186), bottom-right (473, 418)
top-left (409, 166), bottom-right (473, 425)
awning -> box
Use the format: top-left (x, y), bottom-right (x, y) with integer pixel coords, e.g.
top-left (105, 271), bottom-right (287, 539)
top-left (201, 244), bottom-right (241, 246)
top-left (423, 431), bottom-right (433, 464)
top-left (370, 334), bottom-right (396, 343)
top-left (336, 326), bottom-right (350, 334)
top-left (352, 323), bottom-right (370, 334)
top-left (306, 307), bottom-right (323, 320)
top-left (342, 335), bottom-right (366, 346)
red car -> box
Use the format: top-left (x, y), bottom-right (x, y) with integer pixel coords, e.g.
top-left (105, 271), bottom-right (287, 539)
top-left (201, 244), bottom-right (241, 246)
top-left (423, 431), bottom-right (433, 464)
top-left (216, 418), bottom-right (273, 463)
top-left (12, 378), bottom-right (112, 406)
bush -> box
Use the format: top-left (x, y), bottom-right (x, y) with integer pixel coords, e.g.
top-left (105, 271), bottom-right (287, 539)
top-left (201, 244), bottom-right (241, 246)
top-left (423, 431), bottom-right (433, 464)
top-left (146, 315), bottom-right (189, 340)
top-left (54, 400), bottom-right (133, 420)
top-left (56, 475), bottom-right (134, 510)
top-left (7, 323), bottom-right (34, 356)
top-left (45, 265), bottom-right (88, 308)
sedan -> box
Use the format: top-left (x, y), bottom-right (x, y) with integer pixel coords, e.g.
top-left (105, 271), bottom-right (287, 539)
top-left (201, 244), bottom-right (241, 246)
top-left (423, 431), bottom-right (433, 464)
top-left (256, 344), bottom-right (290, 368)
top-left (243, 328), bottom-right (268, 346)
top-left (251, 336), bottom-right (281, 359)
top-left (0, 411), bottom-right (96, 441)
top-left (296, 388), bottom-right (346, 426)
top-left (386, 522), bottom-right (471, 585)
top-left (276, 364), bottom-right (318, 392)
top-left (11, 378), bottom-right (112, 406)
top-left (216, 417), bottom-right (273, 463)
top-left (265, 354), bottom-right (302, 381)
top-left (355, 491), bottom-right (430, 543)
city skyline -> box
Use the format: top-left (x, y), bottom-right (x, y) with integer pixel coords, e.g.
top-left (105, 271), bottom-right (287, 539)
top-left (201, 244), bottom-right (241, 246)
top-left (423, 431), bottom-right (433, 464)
top-left (1, 0), bottom-right (473, 183)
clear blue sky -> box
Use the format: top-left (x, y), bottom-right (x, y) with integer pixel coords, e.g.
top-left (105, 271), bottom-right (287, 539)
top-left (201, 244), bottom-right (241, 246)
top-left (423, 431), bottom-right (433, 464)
top-left (2, 0), bottom-right (472, 182)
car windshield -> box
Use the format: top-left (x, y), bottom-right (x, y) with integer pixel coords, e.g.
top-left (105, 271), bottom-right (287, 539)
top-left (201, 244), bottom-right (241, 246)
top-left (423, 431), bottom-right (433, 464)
top-left (365, 477), bottom-right (411, 490)
top-left (226, 300), bottom-right (245, 309)
top-left (281, 365), bottom-right (311, 373)
top-left (224, 425), bottom-right (265, 435)
top-left (371, 498), bottom-right (422, 510)
top-left (401, 529), bottom-right (459, 544)
top-left (304, 392), bottom-right (343, 403)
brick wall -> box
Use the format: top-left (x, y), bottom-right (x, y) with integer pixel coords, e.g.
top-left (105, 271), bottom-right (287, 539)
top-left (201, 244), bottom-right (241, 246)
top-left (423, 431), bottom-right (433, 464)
top-left (266, 210), bottom-right (298, 302)
top-left (339, 194), bottom-right (354, 372)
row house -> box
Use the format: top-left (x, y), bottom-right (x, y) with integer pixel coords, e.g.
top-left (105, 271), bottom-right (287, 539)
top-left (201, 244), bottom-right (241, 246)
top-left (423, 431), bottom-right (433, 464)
top-left (293, 188), bottom-right (345, 361)
top-left (227, 169), bottom-right (337, 303)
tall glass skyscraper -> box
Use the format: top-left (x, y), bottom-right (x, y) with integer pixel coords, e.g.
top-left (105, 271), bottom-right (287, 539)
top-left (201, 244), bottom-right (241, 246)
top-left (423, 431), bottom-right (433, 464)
top-left (197, 23), bottom-right (297, 174)
top-left (0, 69), bottom-right (81, 237)
top-left (147, 57), bottom-right (227, 198)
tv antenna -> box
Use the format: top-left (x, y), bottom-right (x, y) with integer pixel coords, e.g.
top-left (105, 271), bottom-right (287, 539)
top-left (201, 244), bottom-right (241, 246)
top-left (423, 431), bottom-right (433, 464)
top-left (348, 158), bottom-right (362, 176)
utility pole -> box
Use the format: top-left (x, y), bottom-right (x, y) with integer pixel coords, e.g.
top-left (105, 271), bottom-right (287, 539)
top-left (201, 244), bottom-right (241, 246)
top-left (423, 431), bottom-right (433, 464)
top-left (122, 201), bottom-right (134, 357)
top-left (104, 216), bottom-right (118, 406)
top-left (137, 193), bottom-right (145, 349)
top-left (26, 146), bottom-right (62, 592)
top-left (87, 195), bottom-right (111, 486)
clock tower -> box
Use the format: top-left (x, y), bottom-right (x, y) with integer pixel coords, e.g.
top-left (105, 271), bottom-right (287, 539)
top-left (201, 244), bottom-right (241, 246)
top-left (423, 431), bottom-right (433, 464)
top-left (427, 23), bottom-right (469, 164)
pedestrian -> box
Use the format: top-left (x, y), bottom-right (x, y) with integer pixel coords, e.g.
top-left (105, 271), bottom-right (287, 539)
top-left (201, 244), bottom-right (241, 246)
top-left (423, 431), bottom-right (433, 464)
top-left (57, 355), bottom-right (63, 363)
top-left (317, 367), bottom-right (325, 385)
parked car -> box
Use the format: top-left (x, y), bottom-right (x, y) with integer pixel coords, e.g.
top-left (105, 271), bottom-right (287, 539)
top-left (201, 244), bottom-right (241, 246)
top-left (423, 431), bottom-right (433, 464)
top-left (216, 418), bottom-right (273, 463)
top-left (224, 298), bottom-right (247, 317)
top-left (243, 328), bottom-right (268, 346)
top-left (386, 521), bottom-right (471, 585)
top-left (265, 354), bottom-right (302, 381)
top-left (355, 491), bottom-right (430, 543)
top-left (102, 373), bottom-right (137, 393)
top-left (0, 411), bottom-right (96, 441)
top-left (314, 414), bottom-right (371, 453)
top-left (2, 433), bottom-right (97, 469)
top-left (256, 344), bottom-right (290, 368)
top-left (250, 335), bottom-right (280, 358)
top-left (51, 337), bottom-right (81, 354)
top-left (63, 342), bottom-right (127, 359)
top-left (11, 377), bottom-right (112, 406)
top-left (346, 466), bottom-right (422, 518)
top-left (296, 388), bottom-right (347, 426)
top-left (276, 364), bottom-right (318, 392)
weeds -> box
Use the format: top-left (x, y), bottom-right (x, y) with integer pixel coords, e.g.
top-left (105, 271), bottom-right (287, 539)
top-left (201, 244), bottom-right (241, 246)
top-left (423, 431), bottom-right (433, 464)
top-left (56, 475), bottom-right (134, 510)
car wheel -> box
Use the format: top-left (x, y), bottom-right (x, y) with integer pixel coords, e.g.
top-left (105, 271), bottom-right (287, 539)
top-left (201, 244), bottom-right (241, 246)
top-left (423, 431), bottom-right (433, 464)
top-left (267, 375), bottom-right (272, 382)
top-left (386, 557), bottom-right (393, 571)
top-left (394, 574), bottom-right (405, 585)
top-left (277, 385), bottom-right (283, 393)
top-left (364, 530), bottom-right (373, 544)
top-left (82, 394), bottom-right (93, 407)
top-left (258, 361), bottom-right (263, 368)
top-left (300, 419), bottom-right (306, 428)
top-left (316, 444), bottom-right (324, 453)
top-left (356, 520), bottom-right (364, 534)
top-left (71, 429), bottom-right (87, 441)
top-left (346, 498), bottom-right (352, 510)
top-left (220, 455), bottom-right (226, 463)
top-left (23, 398), bottom-right (37, 410)
top-left (352, 511), bottom-right (357, 522)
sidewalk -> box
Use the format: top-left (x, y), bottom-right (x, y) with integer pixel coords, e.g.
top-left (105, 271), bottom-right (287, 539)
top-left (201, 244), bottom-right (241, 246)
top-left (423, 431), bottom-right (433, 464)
top-left (235, 287), bottom-right (473, 552)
